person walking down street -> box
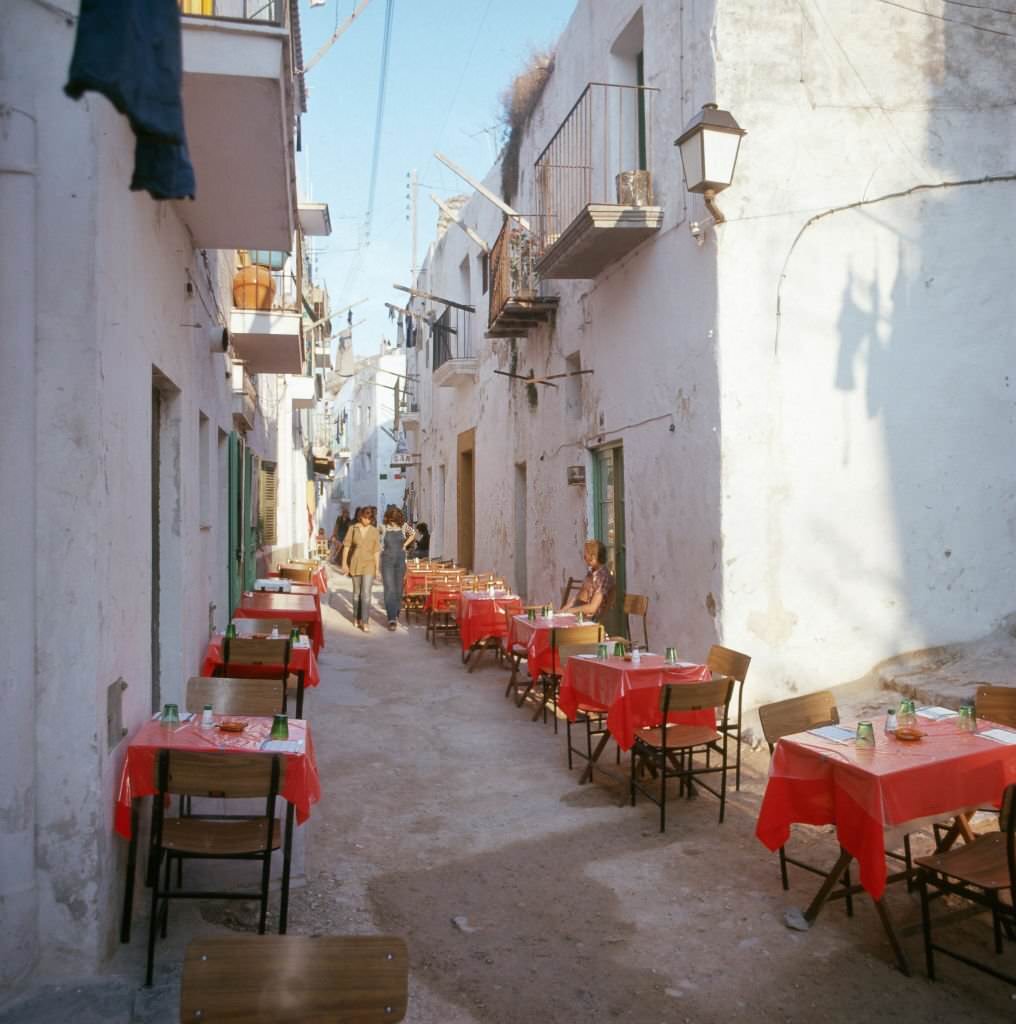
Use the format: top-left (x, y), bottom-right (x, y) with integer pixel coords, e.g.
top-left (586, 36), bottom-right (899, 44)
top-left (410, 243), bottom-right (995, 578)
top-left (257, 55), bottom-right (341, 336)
top-left (412, 522), bottom-right (430, 558)
top-left (380, 506), bottom-right (415, 630)
top-left (341, 507), bottom-right (380, 631)
top-left (330, 508), bottom-right (351, 564)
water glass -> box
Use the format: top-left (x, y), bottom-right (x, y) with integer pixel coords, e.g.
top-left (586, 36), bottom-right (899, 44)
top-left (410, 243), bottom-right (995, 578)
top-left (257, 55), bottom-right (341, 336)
top-left (855, 721), bottom-right (876, 748)
top-left (958, 704), bottom-right (977, 733)
top-left (527, 607), bottom-right (536, 622)
top-left (289, 627), bottom-right (301, 644)
top-left (161, 703), bottom-right (181, 726)
top-left (225, 622), bottom-right (237, 639)
top-left (270, 714), bottom-right (289, 740)
top-left (597, 642), bottom-right (609, 660)
top-left (576, 611), bottom-right (585, 624)
top-left (613, 641), bottom-right (626, 657)
top-left (665, 646), bottom-right (678, 664)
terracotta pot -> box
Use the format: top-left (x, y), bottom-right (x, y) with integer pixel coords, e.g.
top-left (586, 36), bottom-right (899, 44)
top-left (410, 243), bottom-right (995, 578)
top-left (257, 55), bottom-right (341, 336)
top-left (232, 265), bottom-right (275, 311)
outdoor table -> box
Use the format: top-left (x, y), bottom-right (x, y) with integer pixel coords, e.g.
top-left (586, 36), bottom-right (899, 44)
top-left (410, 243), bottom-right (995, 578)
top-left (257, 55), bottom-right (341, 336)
top-left (457, 590), bottom-right (522, 671)
top-left (201, 634), bottom-right (320, 718)
top-left (236, 591), bottom-right (323, 655)
top-left (754, 713), bottom-right (1016, 974)
top-left (509, 612), bottom-right (588, 681)
top-left (115, 715), bottom-right (320, 941)
top-left (559, 656), bottom-right (712, 783)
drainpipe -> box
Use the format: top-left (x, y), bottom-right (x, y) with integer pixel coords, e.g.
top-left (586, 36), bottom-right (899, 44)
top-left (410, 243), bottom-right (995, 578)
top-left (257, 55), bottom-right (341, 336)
top-left (0, 83), bottom-right (39, 987)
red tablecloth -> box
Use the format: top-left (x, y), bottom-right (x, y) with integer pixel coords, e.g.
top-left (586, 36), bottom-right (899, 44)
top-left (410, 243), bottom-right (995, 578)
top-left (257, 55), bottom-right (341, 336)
top-left (200, 635), bottom-right (320, 688)
top-left (755, 716), bottom-right (1016, 899)
top-left (236, 592), bottom-right (323, 654)
top-left (114, 717), bottom-right (320, 839)
top-left (559, 656), bottom-right (713, 750)
top-left (457, 591), bottom-right (522, 651)
top-left (509, 613), bottom-right (591, 680)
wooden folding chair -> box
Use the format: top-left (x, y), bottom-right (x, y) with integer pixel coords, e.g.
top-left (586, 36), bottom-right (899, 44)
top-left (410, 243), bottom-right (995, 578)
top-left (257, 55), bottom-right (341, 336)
top-left (561, 641), bottom-right (619, 779)
top-left (145, 752), bottom-right (285, 986)
top-left (533, 624), bottom-right (604, 732)
top-left (560, 576), bottom-right (583, 607)
top-left (280, 566), bottom-right (313, 583)
top-left (622, 593), bottom-right (649, 650)
top-left (185, 676), bottom-right (285, 718)
top-left (233, 617), bottom-right (294, 637)
top-left (707, 645), bottom-right (751, 790)
top-left (180, 935), bottom-right (408, 1022)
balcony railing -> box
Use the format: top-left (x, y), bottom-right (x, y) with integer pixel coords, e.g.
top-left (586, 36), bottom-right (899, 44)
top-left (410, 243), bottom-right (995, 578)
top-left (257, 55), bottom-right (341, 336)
top-left (233, 255), bottom-right (300, 314)
top-left (534, 82), bottom-right (662, 278)
top-left (487, 216), bottom-right (558, 337)
top-left (179, 0), bottom-right (285, 25)
top-left (432, 307), bottom-right (472, 373)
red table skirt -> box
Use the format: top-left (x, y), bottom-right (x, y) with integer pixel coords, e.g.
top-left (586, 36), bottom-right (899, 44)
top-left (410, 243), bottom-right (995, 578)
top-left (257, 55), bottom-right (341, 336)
top-left (755, 717), bottom-right (1016, 898)
top-left (114, 717), bottom-right (321, 839)
top-left (201, 635), bottom-right (320, 687)
top-left (458, 592), bottom-right (522, 651)
top-left (559, 657), bottom-right (713, 751)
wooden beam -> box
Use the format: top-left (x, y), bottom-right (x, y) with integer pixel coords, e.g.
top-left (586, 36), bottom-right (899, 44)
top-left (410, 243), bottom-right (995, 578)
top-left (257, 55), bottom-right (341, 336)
top-left (393, 283), bottom-right (475, 314)
top-left (434, 151), bottom-right (530, 232)
top-left (429, 194), bottom-right (490, 253)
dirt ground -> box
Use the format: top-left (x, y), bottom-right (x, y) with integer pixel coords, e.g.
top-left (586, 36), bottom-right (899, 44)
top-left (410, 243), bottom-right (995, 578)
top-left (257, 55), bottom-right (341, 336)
top-left (5, 574), bottom-right (1014, 1023)
top-left (279, 575), bottom-right (1016, 1024)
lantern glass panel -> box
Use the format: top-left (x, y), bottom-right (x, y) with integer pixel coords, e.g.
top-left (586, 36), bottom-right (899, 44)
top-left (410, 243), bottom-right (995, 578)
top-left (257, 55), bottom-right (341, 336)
top-left (678, 134), bottom-right (704, 191)
top-left (702, 130), bottom-right (741, 188)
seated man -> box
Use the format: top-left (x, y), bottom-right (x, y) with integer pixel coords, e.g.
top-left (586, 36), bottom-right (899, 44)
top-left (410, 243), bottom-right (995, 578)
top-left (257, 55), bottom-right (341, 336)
top-left (562, 539), bottom-right (615, 623)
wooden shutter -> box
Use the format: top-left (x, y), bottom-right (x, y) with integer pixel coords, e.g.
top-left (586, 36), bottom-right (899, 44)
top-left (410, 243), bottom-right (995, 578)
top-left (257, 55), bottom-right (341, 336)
top-left (258, 462), bottom-right (278, 545)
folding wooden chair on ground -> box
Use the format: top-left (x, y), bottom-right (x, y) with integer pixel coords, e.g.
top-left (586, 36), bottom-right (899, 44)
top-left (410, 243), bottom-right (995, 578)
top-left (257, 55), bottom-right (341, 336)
top-left (707, 644), bottom-right (751, 790)
top-left (918, 783), bottom-right (1016, 986)
top-left (185, 676), bottom-right (285, 718)
top-left (220, 637), bottom-right (291, 715)
top-left (630, 675), bottom-right (734, 833)
top-left (560, 576), bottom-right (583, 607)
top-left (145, 751), bottom-right (285, 987)
top-left (622, 593), bottom-right (649, 650)
top-left (503, 605), bottom-right (550, 705)
top-left (426, 581), bottom-right (462, 648)
top-left (758, 690), bottom-right (859, 915)
top-left (180, 935), bottom-right (408, 1022)
top-left (532, 624), bottom-right (604, 732)
top-left (502, 607), bottom-right (530, 702)
top-left (279, 566), bottom-right (313, 583)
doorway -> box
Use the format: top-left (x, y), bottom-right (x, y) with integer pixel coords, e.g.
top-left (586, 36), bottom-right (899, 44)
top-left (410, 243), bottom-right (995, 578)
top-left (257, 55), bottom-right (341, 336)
top-left (514, 462), bottom-right (527, 597)
top-left (592, 443), bottom-right (626, 638)
top-left (457, 428), bottom-right (475, 570)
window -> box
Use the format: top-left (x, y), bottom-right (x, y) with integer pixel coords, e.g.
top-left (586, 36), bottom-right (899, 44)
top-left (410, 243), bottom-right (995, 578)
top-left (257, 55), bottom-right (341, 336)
top-left (258, 461), bottom-right (278, 545)
top-left (481, 251), bottom-right (489, 295)
top-left (198, 412), bottom-right (210, 529)
top-left (565, 353), bottom-right (583, 419)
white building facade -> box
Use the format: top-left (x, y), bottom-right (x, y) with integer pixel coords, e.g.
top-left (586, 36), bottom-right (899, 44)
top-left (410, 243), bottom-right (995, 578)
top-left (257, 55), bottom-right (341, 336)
top-left (1, 0), bottom-right (331, 989)
top-left (408, 0), bottom-right (1016, 706)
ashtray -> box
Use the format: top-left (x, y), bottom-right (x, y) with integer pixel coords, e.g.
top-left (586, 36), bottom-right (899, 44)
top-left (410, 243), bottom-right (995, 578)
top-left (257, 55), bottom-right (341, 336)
top-left (623, 654), bottom-right (633, 662)
top-left (217, 720), bottom-right (247, 733)
top-left (894, 726), bottom-right (925, 742)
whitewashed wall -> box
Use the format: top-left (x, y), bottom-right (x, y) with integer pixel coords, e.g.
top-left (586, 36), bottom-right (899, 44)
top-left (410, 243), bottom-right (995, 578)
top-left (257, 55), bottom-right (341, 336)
top-left (414, 0), bottom-right (1016, 704)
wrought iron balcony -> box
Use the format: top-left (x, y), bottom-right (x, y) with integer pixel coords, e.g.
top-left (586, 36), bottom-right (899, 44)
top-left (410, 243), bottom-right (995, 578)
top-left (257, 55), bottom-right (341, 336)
top-left (487, 217), bottom-right (558, 339)
top-left (179, 0), bottom-right (284, 25)
top-left (535, 82), bottom-right (662, 280)
top-left (431, 307), bottom-right (477, 388)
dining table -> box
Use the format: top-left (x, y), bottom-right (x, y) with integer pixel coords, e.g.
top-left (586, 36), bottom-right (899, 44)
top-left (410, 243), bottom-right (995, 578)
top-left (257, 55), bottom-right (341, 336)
top-left (235, 591), bottom-right (323, 654)
top-left (508, 611), bottom-right (590, 683)
top-left (201, 633), bottom-right (320, 718)
top-left (559, 655), bottom-right (713, 783)
top-left (115, 714), bottom-right (321, 941)
top-left (457, 590), bottom-right (522, 671)
top-left (754, 710), bottom-right (1016, 973)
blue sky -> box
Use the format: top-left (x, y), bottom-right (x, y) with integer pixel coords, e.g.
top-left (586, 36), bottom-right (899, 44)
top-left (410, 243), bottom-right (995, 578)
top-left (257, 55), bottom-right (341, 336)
top-left (297, 0), bottom-right (576, 354)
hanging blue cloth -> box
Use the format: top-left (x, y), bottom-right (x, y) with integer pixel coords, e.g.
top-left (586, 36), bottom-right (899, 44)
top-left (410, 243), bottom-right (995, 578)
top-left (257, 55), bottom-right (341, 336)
top-left (65, 0), bottom-right (195, 200)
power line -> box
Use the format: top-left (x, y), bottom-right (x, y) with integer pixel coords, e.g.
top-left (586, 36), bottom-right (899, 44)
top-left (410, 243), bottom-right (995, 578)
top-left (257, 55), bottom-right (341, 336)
top-left (363, 0), bottom-right (396, 246)
top-left (876, 0), bottom-right (1016, 35)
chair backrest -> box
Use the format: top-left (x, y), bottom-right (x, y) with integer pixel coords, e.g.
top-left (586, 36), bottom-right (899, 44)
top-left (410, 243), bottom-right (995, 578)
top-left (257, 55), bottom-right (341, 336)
top-left (180, 935), bottom-right (409, 1023)
top-left (186, 676), bottom-right (285, 717)
top-left (233, 618), bottom-right (294, 637)
top-left (660, 675), bottom-right (734, 722)
top-left (223, 638), bottom-right (291, 680)
top-left (280, 566), bottom-right (313, 583)
top-left (706, 644), bottom-right (751, 683)
top-left (1001, 783), bottom-right (1016, 892)
top-left (550, 624), bottom-right (604, 674)
top-left (975, 684), bottom-right (1016, 729)
top-left (557, 642), bottom-right (601, 666)
top-left (158, 750), bottom-right (283, 800)
top-left (758, 690), bottom-right (839, 751)
top-left (560, 576), bottom-right (583, 607)
top-left (622, 593), bottom-right (649, 648)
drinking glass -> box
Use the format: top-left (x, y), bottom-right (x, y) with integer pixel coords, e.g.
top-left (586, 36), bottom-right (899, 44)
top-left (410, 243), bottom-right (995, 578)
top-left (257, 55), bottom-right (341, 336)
top-left (225, 622), bottom-right (237, 639)
top-left (270, 714), bottom-right (289, 740)
top-left (665, 646), bottom-right (678, 664)
top-left (897, 699), bottom-right (917, 729)
top-left (597, 642), bottom-right (609, 660)
top-left (855, 721), bottom-right (876, 748)
top-left (161, 703), bottom-right (181, 726)
top-left (613, 641), bottom-right (626, 657)
top-left (958, 704), bottom-right (977, 733)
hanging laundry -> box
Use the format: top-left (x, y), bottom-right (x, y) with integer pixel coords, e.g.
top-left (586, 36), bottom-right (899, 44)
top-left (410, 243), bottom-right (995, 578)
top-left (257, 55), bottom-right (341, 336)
top-left (65, 0), bottom-right (195, 200)
top-left (405, 312), bottom-right (415, 348)
top-left (396, 312), bottom-right (405, 348)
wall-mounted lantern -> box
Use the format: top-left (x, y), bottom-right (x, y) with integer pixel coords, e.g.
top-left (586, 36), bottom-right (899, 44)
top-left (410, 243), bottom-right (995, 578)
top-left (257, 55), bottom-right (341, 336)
top-left (675, 103), bottom-right (746, 235)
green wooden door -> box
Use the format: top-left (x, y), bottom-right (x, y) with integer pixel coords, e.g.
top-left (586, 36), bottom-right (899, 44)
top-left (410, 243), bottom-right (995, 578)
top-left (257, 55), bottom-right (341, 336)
top-left (243, 447), bottom-right (257, 592)
top-left (592, 444), bottom-right (626, 638)
top-left (228, 432), bottom-right (242, 613)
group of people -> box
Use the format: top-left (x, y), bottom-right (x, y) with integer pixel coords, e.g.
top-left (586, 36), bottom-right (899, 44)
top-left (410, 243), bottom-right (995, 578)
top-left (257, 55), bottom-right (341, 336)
top-left (330, 506), bottom-right (430, 632)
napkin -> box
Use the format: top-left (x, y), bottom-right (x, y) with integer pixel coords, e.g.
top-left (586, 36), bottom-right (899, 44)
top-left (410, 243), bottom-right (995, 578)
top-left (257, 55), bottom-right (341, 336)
top-left (807, 725), bottom-right (856, 743)
top-left (916, 706), bottom-right (958, 720)
top-left (151, 711), bottom-right (194, 722)
top-left (261, 739), bottom-right (305, 753)
top-left (976, 728), bottom-right (1016, 746)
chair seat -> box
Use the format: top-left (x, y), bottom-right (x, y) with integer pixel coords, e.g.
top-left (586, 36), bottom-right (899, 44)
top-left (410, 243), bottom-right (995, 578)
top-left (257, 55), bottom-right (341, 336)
top-left (162, 817), bottom-right (281, 856)
top-left (917, 833), bottom-right (1012, 892)
top-left (636, 724), bottom-right (718, 750)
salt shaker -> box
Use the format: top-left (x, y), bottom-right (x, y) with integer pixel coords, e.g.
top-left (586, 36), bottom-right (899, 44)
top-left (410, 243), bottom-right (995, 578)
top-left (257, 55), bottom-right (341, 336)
top-left (885, 707), bottom-right (898, 734)
top-left (201, 704), bottom-right (214, 728)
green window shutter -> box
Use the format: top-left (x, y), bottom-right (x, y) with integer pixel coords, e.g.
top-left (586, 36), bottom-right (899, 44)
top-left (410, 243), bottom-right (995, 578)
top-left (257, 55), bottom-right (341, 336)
top-left (259, 462), bottom-right (278, 545)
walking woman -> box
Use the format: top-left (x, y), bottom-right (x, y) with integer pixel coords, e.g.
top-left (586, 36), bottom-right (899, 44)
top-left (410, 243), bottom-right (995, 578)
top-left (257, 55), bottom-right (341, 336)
top-left (341, 506), bottom-right (380, 631)
top-left (380, 506), bottom-right (414, 630)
